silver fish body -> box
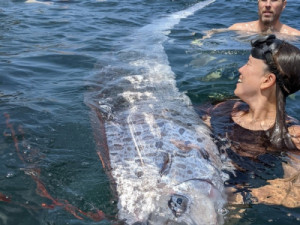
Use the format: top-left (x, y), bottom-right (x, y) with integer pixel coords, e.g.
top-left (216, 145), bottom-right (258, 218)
top-left (99, 71), bottom-right (227, 225)
top-left (86, 1), bottom-right (229, 224)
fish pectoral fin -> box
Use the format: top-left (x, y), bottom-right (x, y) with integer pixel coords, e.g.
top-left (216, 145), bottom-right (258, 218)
top-left (170, 139), bottom-right (193, 152)
top-left (160, 153), bottom-right (172, 176)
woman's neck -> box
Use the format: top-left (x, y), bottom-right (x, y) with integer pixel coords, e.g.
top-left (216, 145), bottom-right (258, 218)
top-left (233, 100), bottom-right (277, 131)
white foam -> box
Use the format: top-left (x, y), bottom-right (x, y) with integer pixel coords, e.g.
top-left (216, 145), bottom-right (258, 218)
top-left (25, 0), bottom-right (52, 5)
top-left (128, 0), bottom-right (216, 93)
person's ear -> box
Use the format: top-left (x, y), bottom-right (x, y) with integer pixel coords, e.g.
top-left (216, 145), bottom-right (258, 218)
top-left (261, 73), bottom-right (276, 89)
top-left (282, 0), bottom-right (287, 11)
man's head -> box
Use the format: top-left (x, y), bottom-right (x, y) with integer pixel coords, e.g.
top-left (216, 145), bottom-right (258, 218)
top-left (258, 0), bottom-right (286, 26)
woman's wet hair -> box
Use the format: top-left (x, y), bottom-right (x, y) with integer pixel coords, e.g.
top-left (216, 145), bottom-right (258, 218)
top-left (273, 42), bottom-right (300, 95)
top-left (251, 35), bottom-right (300, 150)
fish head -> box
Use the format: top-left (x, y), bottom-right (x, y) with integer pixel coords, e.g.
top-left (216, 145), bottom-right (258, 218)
top-left (144, 179), bottom-right (226, 225)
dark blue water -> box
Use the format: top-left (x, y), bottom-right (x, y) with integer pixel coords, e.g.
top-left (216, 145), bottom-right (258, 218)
top-left (1, 0), bottom-right (300, 224)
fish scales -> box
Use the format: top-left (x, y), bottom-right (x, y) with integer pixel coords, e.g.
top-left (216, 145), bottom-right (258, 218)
top-left (86, 1), bottom-right (230, 224)
top-left (103, 73), bottom-right (227, 224)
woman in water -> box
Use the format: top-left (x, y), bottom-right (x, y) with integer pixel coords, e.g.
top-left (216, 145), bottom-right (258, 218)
top-left (202, 35), bottom-right (300, 208)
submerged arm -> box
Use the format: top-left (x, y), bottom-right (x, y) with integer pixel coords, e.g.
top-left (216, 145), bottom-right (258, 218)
top-left (227, 123), bottom-right (300, 208)
top-left (202, 28), bottom-right (229, 40)
top-left (288, 125), bottom-right (300, 150)
top-left (250, 158), bottom-right (300, 208)
top-left (228, 152), bottom-right (300, 208)
top-left (192, 28), bottom-right (229, 46)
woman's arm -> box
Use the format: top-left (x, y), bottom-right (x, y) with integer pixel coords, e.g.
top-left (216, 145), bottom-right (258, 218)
top-left (288, 125), bottom-right (300, 150)
top-left (228, 162), bottom-right (300, 208)
top-left (228, 151), bottom-right (300, 208)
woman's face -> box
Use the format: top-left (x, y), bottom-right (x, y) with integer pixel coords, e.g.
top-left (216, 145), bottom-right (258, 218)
top-left (234, 55), bottom-right (269, 100)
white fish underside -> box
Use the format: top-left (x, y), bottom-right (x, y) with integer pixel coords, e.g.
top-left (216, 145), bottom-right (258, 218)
top-left (89, 0), bottom-right (230, 224)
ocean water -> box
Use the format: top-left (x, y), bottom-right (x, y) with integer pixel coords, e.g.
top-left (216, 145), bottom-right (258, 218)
top-left (0, 0), bottom-right (300, 225)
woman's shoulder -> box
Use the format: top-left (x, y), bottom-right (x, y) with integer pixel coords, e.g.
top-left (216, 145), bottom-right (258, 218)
top-left (288, 120), bottom-right (300, 150)
top-left (211, 99), bottom-right (246, 114)
top-left (199, 99), bottom-right (240, 128)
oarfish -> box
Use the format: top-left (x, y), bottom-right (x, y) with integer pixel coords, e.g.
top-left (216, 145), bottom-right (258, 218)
top-left (86, 0), bottom-right (229, 224)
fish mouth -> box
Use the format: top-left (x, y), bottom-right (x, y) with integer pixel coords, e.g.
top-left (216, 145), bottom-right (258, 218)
top-left (146, 211), bottom-right (190, 225)
top-left (175, 178), bottom-right (221, 199)
top-left (133, 219), bottom-right (188, 225)
top-left (131, 192), bottom-right (195, 225)
top-left (144, 179), bottom-right (223, 225)
top-left (143, 193), bottom-right (193, 225)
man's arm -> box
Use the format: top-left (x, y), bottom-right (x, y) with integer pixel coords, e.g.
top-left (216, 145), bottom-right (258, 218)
top-left (228, 23), bottom-right (244, 31)
top-left (201, 28), bottom-right (229, 40)
top-left (191, 28), bottom-right (228, 46)
top-left (194, 21), bottom-right (257, 45)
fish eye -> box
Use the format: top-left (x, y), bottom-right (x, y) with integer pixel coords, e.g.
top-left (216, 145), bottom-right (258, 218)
top-left (168, 194), bottom-right (189, 217)
top-left (177, 198), bottom-right (183, 205)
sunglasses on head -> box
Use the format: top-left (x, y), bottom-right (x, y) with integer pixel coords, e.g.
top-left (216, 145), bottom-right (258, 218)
top-left (251, 35), bottom-right (289, 95)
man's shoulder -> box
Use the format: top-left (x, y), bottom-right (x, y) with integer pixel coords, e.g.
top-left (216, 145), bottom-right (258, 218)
top-left (228, 21), bottom-right (258, 32)
top-left (228, 21), bottom-right (300, 36)
top-left (281, 24), bottom-right (300, 36)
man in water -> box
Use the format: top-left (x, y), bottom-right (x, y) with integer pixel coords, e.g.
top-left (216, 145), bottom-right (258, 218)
top-left (199, 0), bottom-right (300, 42)
top-left (229, 0), bottom-right (300, 35)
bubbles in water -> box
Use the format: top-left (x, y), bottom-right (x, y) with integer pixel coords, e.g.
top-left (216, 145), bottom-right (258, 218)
top-left (217, 207), bottom-right (229, 216)
top-left (249, 172), bottom-right (255, 179)
top-left (81, 161), bottom-right (90, 166)
top-left (3, 129), bottom-right (12, 137)
top-left (6, 172), bottom-right (15, 178)
top-left (23, 150), bottom-right (29, 155)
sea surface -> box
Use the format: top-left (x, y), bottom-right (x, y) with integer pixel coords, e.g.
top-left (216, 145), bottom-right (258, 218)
top-left (1, 0), bottom-right (300, 224)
